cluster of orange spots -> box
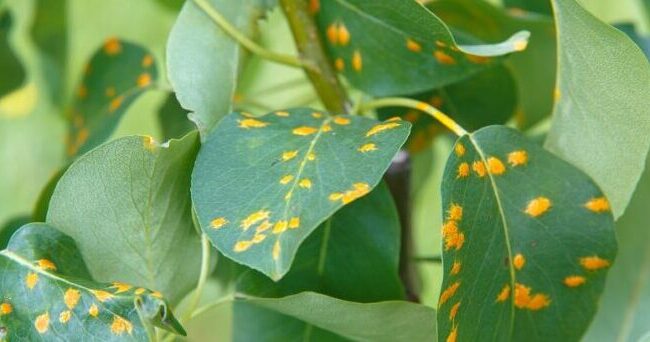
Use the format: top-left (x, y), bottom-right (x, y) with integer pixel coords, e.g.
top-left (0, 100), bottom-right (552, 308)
top-left (89, 304), bottom-right (100, 317)
top-left (329, 183), bottom-right (371, 204)
top-left (513, 254), bottom-right (526, 270)
top-left (137, 73), bottom-right (152, 88)
top-left (507, 150), bottom-right (528, 167)
top-left (142, 54), bottom-right (154, 68)
top-left (37, 259), bottom-right (57, 271)
top-left (280, 175), bottom-right (294, 185)
top-left (450, 261), bottom-right (462, 276)
top-left (327, 22), bottom-right (350, 46)
top-left (59, 310), bottom-right (72, 324)
top-left (496, 284), bottom-right (510, 302)
top-left (26, 272), bottom-right (39, 289)
top-left (358, 143), bottom-right (377, 153)
top-left (211, 217), bottom-right (228, 229)
top-left (35, 312), bottom-right (50, 334)
top-left (309, 0), bottom-right (320, 14)
top-left (275, 111), bottom-right (289, 117)
top-left (466, 54), bottom-right (490, 64)
top-left (293, 126), bottom-right (319, 136)
top-left (564, 275), bottom-right (586, 288)
top-left (105, 87), bottom-right (116, 98)
top-left (439, 281), bottom-right (461, 307)
top-left (111, 282), bottom-right (132, 294)
top-left (334, 58), bottom-right (345, 71)
top-left (584, 197), bottom-right (610, 213)
top-left (333, 116), bottom-right (350, 125)
top-left (0, 303), bottom-right (12, 315)
top-left (64, 289), bottom-right (81, 309)
top-left (457, 162), bottom-right (470, 179)
top-left (454, 143), bottom-right (465, 157)
top-left (366, 121), bottom-right (401, 137)
top-left (471, 161), bottom-right (486, 177)
top-left (78, 85), bottom-right (88, 98)
top-left (447, 326), bottom-right (458, 342)
top-left (525, 197), bottom-right (552, 217)
top-left (447, 204), bottom-right (463, 221)
top-left (91, 290), bottom-right (114, 302)
top-left (406, 38), bottom-right (422, 52)
top-left (513, 283), bottom-right (550, 310)
top-left (104, 37), bottom-right (122, 55)
top-left (434, 50), bottom-right (456, 65)
top-left (580, 256), bottom-right (610, 271)
top-left (238, 118), bottom-right (268, 129)
top-left (299, 178), bottom-right (312, 189)
top-left (241, 210), bottom-right (271, 230)
top-left (352, 50), bottom-right (363, 72)
top-left (282, 150), bottom-right (299, 161)
top-left (111, 315), bottom-right (134, 336)
top-left (273, 240), bottom-right (282, 260)
top-left (109, 96), bottom-right (124, 113)
top-left (443, 203), bottom-right (465, 251)
top-left (487, 157), bottom-right (506, 175)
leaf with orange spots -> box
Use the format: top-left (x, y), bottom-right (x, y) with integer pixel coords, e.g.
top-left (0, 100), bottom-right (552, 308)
top-left (67, 39), bottom-right (158, 157)
top-left (314, 0), bottom-right (529, 96)
top-left (437, 126), bottom-right (616, 341)
top-left (47, 132), bottom-right (202, 303)
top-left (0, 223), bottom-right (186, 340)
top-left (192, 109), bottom-right (410, 280)
top-left (0, 10), bottom-right (25, 97)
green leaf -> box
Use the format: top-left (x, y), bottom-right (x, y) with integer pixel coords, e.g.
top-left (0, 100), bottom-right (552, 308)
top-left (235, 292), bottom-right (437, 342)
top-left (584, 156), bottom-right (650, 341)
top-left (192, 109), bottom-right (410, 280)
top-left (437, 126), bottom-right (616, 341)
top-left (47, 132), bottom-right (202, 303)
top-left (67, 39), bottom-right (159, 157)
top-left (0, 215), bottom-right (29, 249)
top-left (503, 0), bottom-right (552, 15)
top-left (32, 166), bottom-right (67, 222)
top-left (545, 0), bottom-right (650, 218)
top-left (157, 92), bottom-right (194, 141)
top-left (31, 0), bottom-right (67, 106)
top-left (167, 0), bottom-right (275, 137)
top-left (0, 10), bottom-right (25, 97)
top-left (0, 223), bottom-right (185, 340)
top-left (429, 0), bottom-right (557, 129)
top-left (377, 65), bottom-right (517, 153)
top-left (313, 0), bottom-right (530, 96)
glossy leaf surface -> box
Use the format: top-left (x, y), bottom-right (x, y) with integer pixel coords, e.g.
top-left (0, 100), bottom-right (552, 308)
top-left (48, 133), bottom-right (201, 303)
top-left (438, 126), bottom-right (616, 341)
top-left (314, 0), bottom-right (529, 96)
top-left (0, 223), bottom-right (185, 341)
top-left (545, 0), bottom-right (650, 218)
top-left (192, 109), bottom-right (410, 280)
top-left (67, 39), bottom-right (158, 157)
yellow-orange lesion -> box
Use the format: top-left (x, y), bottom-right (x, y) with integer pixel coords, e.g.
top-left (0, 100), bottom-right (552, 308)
top-left (513, 283), bottom-right (550, 310)
top-left (580, 255), bottom-right (610, 271)
top-left (584, 197), bottom-right (610, 213)
top-left (524, 197), bottom-right (552, 217)
top-left (328, 183), bottom-right (371, 205)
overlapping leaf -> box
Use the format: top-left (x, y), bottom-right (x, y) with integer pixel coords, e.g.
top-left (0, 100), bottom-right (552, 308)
top-left (67, 38), bottom-right (158, 157)
top-left (157, 92), bottom-right (194, 141)
top-left (167, 0), bottom-right (275, 137)
top-left (0, 10), bottom-right (25, 97)
top-left (377, 65), bottom-right (517, 152)
top-left (545, 0), bottom-right (650, 218)
top-left (437, 126), bottom-right (616, 341)
top-left (313, 0), bottom-right (530, 96)
top-left (47, 133), bottom-right (202, 303)
top-left (31, 0), bottom-right (67, 106)
top-left (0, 223), bottom-right (185, 341)
top-left (191, 109), bottom-right (410, 280)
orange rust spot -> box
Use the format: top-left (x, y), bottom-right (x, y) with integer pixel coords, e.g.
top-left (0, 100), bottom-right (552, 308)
top-left (333, 116), bottom-right (350, 125)
top-left (211, 217), bottom-right (228, 229)
top-left (89, 304), bottom-right (99, 317)
top-left (435, 40), bottom-right (447, 48)
top-left (312, 112), bottom-right (323, 119)
top-left (454, 143), bottom-right (465, 157)
top-left (0, 303), bottom-right (12, 315)
top-left (37, 259), bottom-right (57, 271)
top-left (352, 50), bottom-right (363, 71)
top-left (35, 312), bottom-right (50, 334)
top-left (134, 288), bottom-right (146, 295)
top-left (64, 289), bottom-right (81, 309)
top-left (337, 23), bottom-right (350, 45)
top-left (444, 231), bottom-right (465, 251)
top-left (513, 254), bottom-right (525, 270)
top-left (280, 175), bottom-right (294, 185)
top-left (309, 0), bottom-right (320, 14)
top-left (142, 54), bottom-right (154, 67)
top-left (109, 96), bottom-right (124, 113)
top-left (585, 197), bottom-right (610, 213)
top-left (580, 256), bottom-right (610, 271)
top-left (307, 152), bottom-right (316, 161)
top-left (496, 284), bottom-right (510, 302)
top-left (450, 261), bottom-right (461, 276)
top-left (256, 220), bottom-right (272, 233)
top-left (434, 50), bottom-right (456, 65)
top-left (514, 283), bottom-right (550, 310)
top-left (238, 118), bottom-right (268, 129)
top-left (137, 73), bottom-right (152, 88)
top-left (487, 157), bottom-right (506, 175)
top-left (335, 58), bottom-right (345, 71)
top-left (103, 37), bottom-right (122, 55)
top-left (273, 240), bottom-right (281, 260)
top-left (326, 23), bottom-right (338, 44)
top-left (111, 315), bottom-right (133, 336)
top-left (358, 143), bottom-right (377, 153)
top-left (449, 302), bottom-right (461, 321)
top-left (234, 240), bottom-right (253, 252)
top-left (525, 197), bottom-right (552, 217)
top-left (151, 291), bottom-right (163, 299)
top-left (564, 275), bottom-right (586, 287)
top-left (241, 210), bottom-right (270, 230)
top-left (322, 123), bottom-right (332, 132)
top-left (329, 183), bottom-right (371, 204)
top-left (293, 126), bottom-right (319, 136)
top-left (447, 204), bottom-right (463, 221)
top-left (252, 234), bottom-right (266, 244)
top-left (299, 179), bottom-right (312, 189)
top-left (366, 122), bottom-right (401, 137)
top-left (508, 150), bottom-right (528, 166)
top-left (282, 150), bottom-right (299, 161)
top-left (273, 220), bottom-right (288, 234)
top-left (91, 290), bottom-right (114, 302)
top-left (457, 162), bottom-right (470, 178)
top-left (26, 272), bottom-right (39, 289)
top-left (406, 38), bottom-right (422, 52)
top-left (472, 161), bottom-right (487, 177)
top-left (59, 310), bottom-right (72, 324)
top-left (439, 282), bottom-right (461, 306)
top-left (289, 217), bottom-right (300, 229)
top-left (275, 111), bottom-right (290, 117)
top-left (441, 220), bottom-right (458, 237)
top-left (111, 282), bottom-right (132, 294)
top-left (447, 325), bottom-right (458, 342)
top-left (466, 54), bottom-right (491, 64)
